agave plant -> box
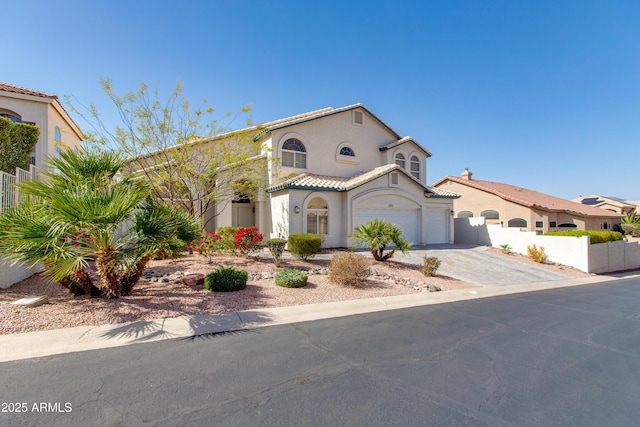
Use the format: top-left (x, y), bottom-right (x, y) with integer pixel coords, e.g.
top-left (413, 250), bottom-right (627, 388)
top-left (351, 219), bottom-right (411, 261)
top-left (0, 149), bottom-right (199, 298)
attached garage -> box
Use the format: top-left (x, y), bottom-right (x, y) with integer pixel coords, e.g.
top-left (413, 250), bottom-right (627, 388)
top-left (425, 209), bottom-right (449, 244)
top-left (355, 208), bottom-right (420, 245)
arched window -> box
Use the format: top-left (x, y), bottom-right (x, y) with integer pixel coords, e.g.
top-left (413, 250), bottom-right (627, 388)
top-left (306, 197), bottom-right (328, 235)
top-left (480, 210), bottom-right (500, 220)
top-left (457, 211), bottom-right (474, 218)
top-left (339, 146), bottom-right (355, 156)
top-left (282, 138), bottom-right (306, 168)
top-left (0, 109), bottom-right (22, 123)
top-left (508, 218), bottom-right (527, 228)
top-left (410, 155), bottom-right (420, 179)
top-left (395, 153), bottom-right (405, 168)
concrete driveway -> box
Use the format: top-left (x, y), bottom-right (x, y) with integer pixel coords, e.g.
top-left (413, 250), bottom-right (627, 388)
top-left (396, 244), bottom-right (576, 286)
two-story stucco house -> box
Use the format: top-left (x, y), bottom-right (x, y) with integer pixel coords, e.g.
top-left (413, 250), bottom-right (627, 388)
top-left (205, 104), bottom-right (459, 247)
top-left (0, 82), bottom-right (83, 168)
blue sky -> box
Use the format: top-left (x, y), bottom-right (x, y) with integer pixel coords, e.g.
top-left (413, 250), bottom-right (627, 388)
top-left (3, 0), bottom-right (640, 200)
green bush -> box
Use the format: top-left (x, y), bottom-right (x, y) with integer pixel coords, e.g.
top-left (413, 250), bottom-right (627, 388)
top-left (527, 245), bottom-right (548, 264)
top-left (499, 244), bottom-right (512, 254)
top-left (0, 117), bottom-right (40, 173)
top-left (266, 238), bottom-right (287, 267)
top-left (204, 266), bottom-right (248, 292)
top-left (275, 269), bottom-right (308, 288)
top-left (288, 234), bottom-right (322, 261)
top-left (545, 230), bottom-right (624, 244)
top-left (327, 252), bottom-right (370, 287)
top-left (215, 227), bottom-right (241, 252)
top-left (422, 256), bottom-right (441, 277)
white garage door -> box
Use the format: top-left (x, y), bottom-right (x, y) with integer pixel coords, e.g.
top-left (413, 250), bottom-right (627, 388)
top-left (355, 209), bottom-right (420, 244)
top-left (425, 210), bottom-right (449, 244)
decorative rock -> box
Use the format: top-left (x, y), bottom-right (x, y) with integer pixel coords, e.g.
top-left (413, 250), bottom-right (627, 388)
top-left (428, 284), bottom-right (441, 292)
top-left (11, 296), bottom-right (49, 307)
top-left (181, 273), bottom-right (205, 287)
top-left (160, 277), bottom-right (170, 283)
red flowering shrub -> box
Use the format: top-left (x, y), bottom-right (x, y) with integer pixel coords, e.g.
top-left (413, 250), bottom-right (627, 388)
top-left (190, 231), bottom-right (222, 263)
top-left (234, 227), bottom-right (263, 255)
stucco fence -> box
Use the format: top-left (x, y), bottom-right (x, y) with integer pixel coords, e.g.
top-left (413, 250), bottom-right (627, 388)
top-left (454, 217), bottom-right (640, 274)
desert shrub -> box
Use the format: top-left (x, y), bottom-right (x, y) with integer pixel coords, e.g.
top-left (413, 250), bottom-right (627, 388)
top-left (422, 256), bottom-right (441, 277)
top-left (527, 244), bottom-right (548, 264)
top-left (275, 269), bottom-right (308, 288)
top-left (235, 227), bottom-right (263, 255)
top-left (327, 252), bottom-right (370, 287)
top-left (621, 224), bottom-right (637, 236)
top-left (266, 238), bottom-right (287, 267)
top-left (190, 231), bottom-right (222, 263)
top-left (545, 230), bottom-right (623, 244)
top-left (204, 266), bottom-right (248, 292)
top-left (500, 244), bottom-right (512, 254)
top-left (215, 227), bottom-right (241, 252)
top-left (288, 234), bottom-right (322, 260)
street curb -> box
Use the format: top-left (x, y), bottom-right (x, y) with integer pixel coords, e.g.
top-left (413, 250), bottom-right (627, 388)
top-left (0, 273), bottom-right (638, 363)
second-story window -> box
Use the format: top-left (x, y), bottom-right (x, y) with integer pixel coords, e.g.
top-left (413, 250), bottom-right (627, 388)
top-left (395, 153), bottom-right (405, 169)
top-left (410, 155), bottom-right (420, 179)
top-left (339, 146), bottom-right (355, 156)
top-left (282, 138), bottom-right (307, 168)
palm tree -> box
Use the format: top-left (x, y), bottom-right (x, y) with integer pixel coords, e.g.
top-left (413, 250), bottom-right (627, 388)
top-left (0, 149), bottom-right (199, 298)
top-left (351, 219), bottom-right (411, 261)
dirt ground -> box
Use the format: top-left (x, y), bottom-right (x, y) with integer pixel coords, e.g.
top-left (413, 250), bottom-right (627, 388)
top-left (0, 252), bottom-right (478, 335)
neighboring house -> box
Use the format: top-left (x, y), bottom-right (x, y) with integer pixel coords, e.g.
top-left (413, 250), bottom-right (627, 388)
top-left (150, 103), bottom-right (459, 247)
top-left (573, 195), bottom-right (639, 215)
top-left (432, 169), bottom-right (622, 233)
top-left (0, 82), bottom-right (83, 168)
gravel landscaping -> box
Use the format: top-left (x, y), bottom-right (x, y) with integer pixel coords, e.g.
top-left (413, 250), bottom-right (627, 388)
top-left (0, 251), bottom-right (477, 335)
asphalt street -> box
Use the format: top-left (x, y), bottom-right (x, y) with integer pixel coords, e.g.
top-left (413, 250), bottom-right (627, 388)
top-left (2, 277), bottom-right (640, 426)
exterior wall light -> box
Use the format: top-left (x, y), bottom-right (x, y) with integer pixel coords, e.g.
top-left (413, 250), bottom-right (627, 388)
top-left (294, 206), bottom-right (300, 214)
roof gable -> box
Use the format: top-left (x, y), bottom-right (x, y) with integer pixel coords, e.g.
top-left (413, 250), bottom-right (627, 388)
top-left (433, 175), bottom-right (622, 218)
top-left (379, 136), bottom-right (432, 158)
top-left (255, 103), bottom-right (402, 141)
top-left (267, 164), bottom-right (458, 198)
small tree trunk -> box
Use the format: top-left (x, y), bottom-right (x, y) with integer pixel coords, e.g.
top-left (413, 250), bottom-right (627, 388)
top-left (95, 247), bottom-right (120, 298)
top-left (120, 254), bottom-right (151, 296)
top-left (73, 268), bottom-right (101, 297)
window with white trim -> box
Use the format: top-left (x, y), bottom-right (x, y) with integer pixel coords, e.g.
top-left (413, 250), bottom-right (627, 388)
top-left (282, 138), bottom-right (307, 168)
top-left (410, 155), bottom-right (420, 179)
top-left (395, 153), bottom-right (405, 168)
top-left (306, 198), bottom-right (328, 235)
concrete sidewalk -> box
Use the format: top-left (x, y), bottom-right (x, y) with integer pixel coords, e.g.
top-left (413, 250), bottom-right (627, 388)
top-left (2, 272), bottom-right (638, 363)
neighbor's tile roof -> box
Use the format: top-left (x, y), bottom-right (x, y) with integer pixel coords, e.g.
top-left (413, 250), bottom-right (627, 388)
top-left (267, 163), bottom-right (459, 198)
top-left (433, 175), bottom-right (622, 218)
top-left (0, 82), bottom-right (82, 137)
top-left (0, 82), bottom-right (57, 99)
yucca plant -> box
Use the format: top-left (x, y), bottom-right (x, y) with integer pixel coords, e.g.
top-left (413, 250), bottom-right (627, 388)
top-left (0, 148), bottom-right (199, 298)
top-left (351, 219), bottom-right (411, 261)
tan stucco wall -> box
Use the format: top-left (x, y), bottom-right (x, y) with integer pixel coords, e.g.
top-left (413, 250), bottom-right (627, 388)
top-left (265, 108), bottom-right (428, 185)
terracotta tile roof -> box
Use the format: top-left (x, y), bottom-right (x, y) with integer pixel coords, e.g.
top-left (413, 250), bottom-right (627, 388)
top-left (267, 164), bottom-right (459, 198)
top-left (0, 82), bottom-right (57, 99)
top-left (0, 82), bottom-right (83, 139)
top-left (433, 175), bottom-right (622, 218)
